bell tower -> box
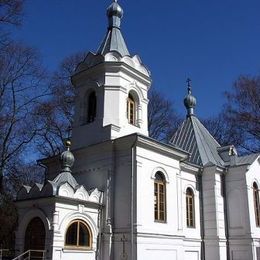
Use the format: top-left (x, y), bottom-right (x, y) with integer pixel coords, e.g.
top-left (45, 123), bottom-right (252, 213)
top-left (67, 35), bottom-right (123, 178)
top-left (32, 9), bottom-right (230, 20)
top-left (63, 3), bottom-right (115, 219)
top-left (71, 1), bottom-right (151, 150)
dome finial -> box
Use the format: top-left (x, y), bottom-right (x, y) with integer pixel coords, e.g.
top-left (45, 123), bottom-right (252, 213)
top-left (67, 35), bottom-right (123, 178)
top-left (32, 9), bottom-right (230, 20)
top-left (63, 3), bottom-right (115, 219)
top-left (60, 139), bottom-right (75, 173)
top-left (107, 0), bottom-right (123, 29)
top-left (186, 78), bottom-right (192, 94)
top-left (184, 78), bottom-right (197, 117)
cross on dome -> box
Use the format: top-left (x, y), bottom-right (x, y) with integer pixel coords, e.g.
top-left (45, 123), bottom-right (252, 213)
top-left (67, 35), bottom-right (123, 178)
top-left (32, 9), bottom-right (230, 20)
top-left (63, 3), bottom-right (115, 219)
top-left (186, 78), bottom-right (192, 94)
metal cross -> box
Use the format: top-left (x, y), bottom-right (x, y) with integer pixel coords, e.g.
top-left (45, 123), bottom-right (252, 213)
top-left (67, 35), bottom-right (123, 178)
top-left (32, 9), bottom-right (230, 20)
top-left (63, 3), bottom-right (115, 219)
top-left (186, 78), bottom-right (192, 94)
top-left (186, 78), bottom-right (192, 87)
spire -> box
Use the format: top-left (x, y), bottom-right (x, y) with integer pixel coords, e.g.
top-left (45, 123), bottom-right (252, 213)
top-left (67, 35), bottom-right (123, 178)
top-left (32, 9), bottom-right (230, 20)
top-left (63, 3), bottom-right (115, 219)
top-left (184, 78), bottom-right (197, 117)
top-left (97, 0), bottom-right (130, 57)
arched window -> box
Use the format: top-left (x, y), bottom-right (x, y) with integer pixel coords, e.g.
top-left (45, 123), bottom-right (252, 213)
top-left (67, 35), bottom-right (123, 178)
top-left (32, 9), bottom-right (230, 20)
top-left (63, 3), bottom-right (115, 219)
top-left (87, 91), bottom-right (96, 123)
top-left (154, 171), bottom-right (166, 222)
top-left (186, 188), bottom-right (195, 228)
top-left (127, 93), bottom-right (136, 125)
top-left (253, 182), bottom-right (260, 227)
top-left (65, 220), bottom-right (92, 249)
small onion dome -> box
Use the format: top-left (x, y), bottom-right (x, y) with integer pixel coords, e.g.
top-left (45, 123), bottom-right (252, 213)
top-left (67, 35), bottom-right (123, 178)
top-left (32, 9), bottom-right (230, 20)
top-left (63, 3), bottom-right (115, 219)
top-left (184, 80), bottom-right (197, 116)
top-left (107, 1), bottom-right (123, 19)
top-left (60, 140), bottom-right (75, 172)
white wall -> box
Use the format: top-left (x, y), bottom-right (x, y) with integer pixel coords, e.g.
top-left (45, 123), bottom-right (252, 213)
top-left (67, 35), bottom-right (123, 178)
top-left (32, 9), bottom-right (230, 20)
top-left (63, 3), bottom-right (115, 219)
top-left (202, 166), bottom-right (227, 260)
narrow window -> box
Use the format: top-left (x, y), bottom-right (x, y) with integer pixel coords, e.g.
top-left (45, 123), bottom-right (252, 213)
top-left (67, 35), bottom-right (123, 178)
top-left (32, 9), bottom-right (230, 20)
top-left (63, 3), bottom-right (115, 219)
top-left (253, 182), bottom-right (260, 227)
top-left (87, 91), bottom-right (96, 123)
top-left (127, 94), bottom-right (136, 125)
top-left (186, 188), bottom-right (195, 228)
top-left (65, 220), bottom-right (92, 249)
top-left (154, 172), bottom-right (166, 222)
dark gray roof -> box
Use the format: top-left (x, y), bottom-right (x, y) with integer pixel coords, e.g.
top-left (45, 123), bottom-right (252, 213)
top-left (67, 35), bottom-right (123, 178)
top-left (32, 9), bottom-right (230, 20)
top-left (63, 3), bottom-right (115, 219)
top-left (53, 171), bottom-right (79, 189)
top-left (170, 115), bottom-right (224, 167)
top-left (97, 27), bottom-right (130, 57)
top-left (232, 153), bottom-right (259, 166)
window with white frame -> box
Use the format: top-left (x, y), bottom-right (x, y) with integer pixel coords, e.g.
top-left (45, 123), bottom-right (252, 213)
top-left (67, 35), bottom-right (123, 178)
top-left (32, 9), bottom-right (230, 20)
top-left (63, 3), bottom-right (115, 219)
top-left (154, 171), bottom-right (166, 222)
top-left (65, 220), bottom-right (92, 249)
top-left (127, 93), bottom-right (136, 125)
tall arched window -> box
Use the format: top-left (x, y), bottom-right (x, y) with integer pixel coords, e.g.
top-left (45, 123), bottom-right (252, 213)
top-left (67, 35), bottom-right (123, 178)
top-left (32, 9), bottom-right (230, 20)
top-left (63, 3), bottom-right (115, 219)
top-left (65, 220), bottom-right (92, 249)
top-left (87, 91), bottom-right (96, 123)
top-left (253, 182), bottom-right (260, 227)
top-left (186, 188), bottom-right (195, 228)
top-left (127, 93), bottom-right (136, 125)
top-left (154, 171), bottom-right (166, 222)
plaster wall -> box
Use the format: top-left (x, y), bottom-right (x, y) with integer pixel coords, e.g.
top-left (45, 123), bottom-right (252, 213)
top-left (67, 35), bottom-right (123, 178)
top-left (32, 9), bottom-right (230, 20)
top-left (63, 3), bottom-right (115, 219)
top-left (202, 166), bottom-right (227, 260)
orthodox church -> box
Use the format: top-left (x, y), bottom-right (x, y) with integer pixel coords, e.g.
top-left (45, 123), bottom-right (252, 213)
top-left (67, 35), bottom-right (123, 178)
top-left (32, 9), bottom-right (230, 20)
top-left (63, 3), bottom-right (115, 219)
top-left (14, 1), bottom-right (260, 260)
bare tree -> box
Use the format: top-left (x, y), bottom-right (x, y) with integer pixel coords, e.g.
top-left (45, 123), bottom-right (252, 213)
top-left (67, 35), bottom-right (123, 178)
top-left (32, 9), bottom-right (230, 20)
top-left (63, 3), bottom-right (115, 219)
top-left (202, 75), bottom-right (260, 154)
top-left (34, 52), bottom-right (85, 157)
top-left (223, 75), bottom-right (260, 153)
top-left (0, 0), bottom-right (22, 25)
top-left (0, 192), bottom-right (17, 248)
top-left (202, 113), bottom-right (244, 148)
top-left (0, 42), bottom-right (47, 192)
top-left (0, 0), bottom-right (23, 45)
top-left (148, 88), bottom-right (181, 142)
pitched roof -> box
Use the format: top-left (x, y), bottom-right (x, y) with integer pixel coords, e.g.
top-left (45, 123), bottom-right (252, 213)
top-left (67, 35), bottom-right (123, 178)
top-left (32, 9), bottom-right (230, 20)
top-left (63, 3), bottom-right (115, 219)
top-left (97, 27), bottom-right (130, 57)
top-left (170, 115), bottom-right (224, 167)
top-left (53, 171), bottom-right (79, 189)
top-left (231, 153), bottom-right (260, 166)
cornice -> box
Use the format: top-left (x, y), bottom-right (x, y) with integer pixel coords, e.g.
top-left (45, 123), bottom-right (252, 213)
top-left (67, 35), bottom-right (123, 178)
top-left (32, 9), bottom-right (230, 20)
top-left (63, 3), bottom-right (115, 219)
top-left (136, 135), bottom-right (189, 161)
top-left (72, 61), bottom-right (151, 87)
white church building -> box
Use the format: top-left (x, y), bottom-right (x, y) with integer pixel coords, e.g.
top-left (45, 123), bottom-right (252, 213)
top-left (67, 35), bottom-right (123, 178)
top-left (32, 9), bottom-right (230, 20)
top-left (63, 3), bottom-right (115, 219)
top-left (14, 1), bottom-right (260, 260)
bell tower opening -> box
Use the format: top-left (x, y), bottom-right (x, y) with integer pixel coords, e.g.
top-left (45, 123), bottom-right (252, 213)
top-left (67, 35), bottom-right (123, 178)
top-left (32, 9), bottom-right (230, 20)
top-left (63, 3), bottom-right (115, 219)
top-left (87, 91), bottom-right (97, 123)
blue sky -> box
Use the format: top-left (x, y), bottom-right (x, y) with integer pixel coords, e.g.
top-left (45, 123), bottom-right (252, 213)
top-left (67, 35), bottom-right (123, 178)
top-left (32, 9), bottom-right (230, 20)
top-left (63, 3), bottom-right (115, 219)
top-left (12, 0), bottom-right (260, 118)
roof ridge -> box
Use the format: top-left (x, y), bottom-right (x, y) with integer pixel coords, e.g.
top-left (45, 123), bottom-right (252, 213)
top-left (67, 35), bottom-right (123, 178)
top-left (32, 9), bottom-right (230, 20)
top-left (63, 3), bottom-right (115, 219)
top-left (190, 116), bottom-right (223, 166)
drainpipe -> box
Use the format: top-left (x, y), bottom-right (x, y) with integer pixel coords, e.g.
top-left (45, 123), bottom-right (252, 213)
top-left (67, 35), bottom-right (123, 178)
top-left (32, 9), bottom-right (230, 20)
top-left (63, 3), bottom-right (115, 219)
top-left (96, 204), bottom-right (103, 260)
top-left (110, 140), bottom-right (116, 260)
top-left (131, 136), bottom-right (138, 260)
top-left (198, 170), bottom-right (205, 260)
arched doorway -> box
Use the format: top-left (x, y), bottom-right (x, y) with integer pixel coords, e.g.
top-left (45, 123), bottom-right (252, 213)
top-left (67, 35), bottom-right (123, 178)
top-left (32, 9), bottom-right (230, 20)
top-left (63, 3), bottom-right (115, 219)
top-left (24, 217), bottom-right (46, 252)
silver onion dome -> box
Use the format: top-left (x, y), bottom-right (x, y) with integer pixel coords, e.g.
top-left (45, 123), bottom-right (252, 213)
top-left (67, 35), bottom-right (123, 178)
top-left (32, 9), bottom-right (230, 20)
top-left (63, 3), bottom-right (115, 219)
top-left (184, 79), bottom-right (197, 116)
top-left (107, 1), bottom-right (123, 28)
top-left (107, 1), bottom-right (123, 18)
top-left (60, 140), bottom-right (75, 172)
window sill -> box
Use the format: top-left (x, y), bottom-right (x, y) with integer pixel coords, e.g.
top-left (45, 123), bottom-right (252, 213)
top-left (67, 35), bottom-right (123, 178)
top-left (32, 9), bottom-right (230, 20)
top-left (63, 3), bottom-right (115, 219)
top-left (154, 220), bottom-right (167, 224)
top-left (128, 122), bottom-right (140, 128)
top-left (63, 247), bottom-right (93, 253)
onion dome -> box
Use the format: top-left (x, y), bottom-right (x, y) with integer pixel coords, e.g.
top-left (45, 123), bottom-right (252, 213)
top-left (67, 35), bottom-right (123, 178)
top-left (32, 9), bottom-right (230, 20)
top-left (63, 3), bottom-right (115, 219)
top-left (60, 140), bottom-right (75, 173)
top-left (107, 1), bottom-right (123, 19)
top-left (107, 0), bottom-right (123, 29)
top-left (184, 78), bottom-right (197, 117)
